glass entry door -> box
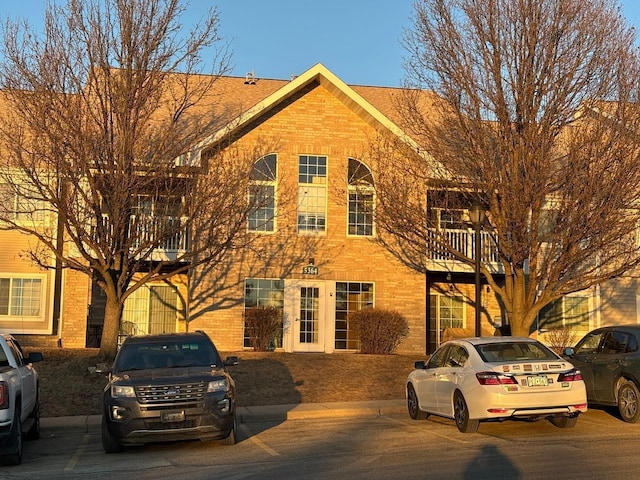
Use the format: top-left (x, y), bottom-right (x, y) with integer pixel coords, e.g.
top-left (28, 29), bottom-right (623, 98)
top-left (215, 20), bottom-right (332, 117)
top-left (292, 282), bottom-right (326, 352)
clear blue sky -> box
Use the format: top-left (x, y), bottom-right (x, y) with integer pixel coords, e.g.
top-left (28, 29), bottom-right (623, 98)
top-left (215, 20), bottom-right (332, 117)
top-left (1, 1), bottom-right (640, 87)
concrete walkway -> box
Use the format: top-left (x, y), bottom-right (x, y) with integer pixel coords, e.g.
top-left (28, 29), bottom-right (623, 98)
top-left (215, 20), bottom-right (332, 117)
top-left (40, 399), bottom-right (407, 433)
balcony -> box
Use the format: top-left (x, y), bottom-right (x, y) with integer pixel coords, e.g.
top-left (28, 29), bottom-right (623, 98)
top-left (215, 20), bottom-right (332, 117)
top-left (426, 229), bottom-right (503, 274)
top-left (132, 215), bottom-right (190, 262)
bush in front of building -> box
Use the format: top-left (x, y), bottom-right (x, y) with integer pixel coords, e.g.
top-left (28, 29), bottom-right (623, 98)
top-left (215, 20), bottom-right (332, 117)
top-left (244, 306), bottom-right (282, 352)
top-left (544, 326), bottom-right (578, 354)
top-left (349, 308), bottom-right (409, 354)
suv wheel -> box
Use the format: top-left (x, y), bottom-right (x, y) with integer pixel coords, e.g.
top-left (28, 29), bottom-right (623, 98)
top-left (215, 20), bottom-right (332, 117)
top-left (617, 380), bottom-right (640, 423)
top-left (101, 416), bottom-right (124, 453)
top-left (222, 414), bottom-right (237, 445)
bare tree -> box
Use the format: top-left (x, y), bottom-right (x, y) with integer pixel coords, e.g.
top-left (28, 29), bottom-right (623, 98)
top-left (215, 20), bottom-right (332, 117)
top-left (0, 0), bottom-right (263, 359)
top-left (372, 0), bottom-right (640, 336)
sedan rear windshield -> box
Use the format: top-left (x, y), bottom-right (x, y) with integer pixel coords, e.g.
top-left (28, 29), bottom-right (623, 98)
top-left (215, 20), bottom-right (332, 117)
top-left (475, 342), bottom-right (558, 363)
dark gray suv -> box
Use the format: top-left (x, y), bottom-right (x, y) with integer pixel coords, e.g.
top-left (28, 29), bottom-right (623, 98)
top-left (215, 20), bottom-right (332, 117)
top-left (100, 331), bottom-right (238, 453)
top-left (564, 325), bottom-right (640, 423)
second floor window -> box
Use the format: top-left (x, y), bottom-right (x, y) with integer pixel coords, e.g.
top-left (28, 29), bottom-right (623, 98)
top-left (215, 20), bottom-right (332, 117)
top-left (248, 154), bottom-right (277, 233)
top-left (298, 155), bottom-right (327, 234)
top-left (347, 158), bottom-right (374, 236)
top-left (428, 208), bottom-right (468, 230)
top-left (0, 182), bottom-right (46, 224)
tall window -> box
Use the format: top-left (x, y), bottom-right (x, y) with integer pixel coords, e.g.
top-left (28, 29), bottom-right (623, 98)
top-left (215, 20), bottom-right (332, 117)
top-left (430, 294), bottom-right (465, 347)
top-left (0, 277), bottom-right (42, 317)
top-left (538, 295), bottom-right (591, 335)
top-left (347, 158), bottom-right (374, 236)
top-left (248, 154), bottom-right (277, 232)
top-left (244, 279), bottom-right (284, 348)
top-left (335, 282), bottom-right (374, 350)
top-left (298, 155), bottom-right (327, 233)
top-left (122, 285), bottom-right (178, 335)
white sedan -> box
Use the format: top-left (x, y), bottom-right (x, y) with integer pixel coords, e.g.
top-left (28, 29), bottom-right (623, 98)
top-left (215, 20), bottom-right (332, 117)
top-left (406, 337), bottom-right (587, 433)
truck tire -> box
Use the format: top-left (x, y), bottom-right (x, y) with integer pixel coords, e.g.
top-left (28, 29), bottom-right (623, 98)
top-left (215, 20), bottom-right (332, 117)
top-left (0, 409), bottom-right (22, 466)
top-left (24, 394), bottom-right (41, 441)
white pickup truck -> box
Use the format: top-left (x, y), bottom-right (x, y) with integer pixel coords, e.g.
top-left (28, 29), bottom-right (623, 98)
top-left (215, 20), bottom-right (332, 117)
top-left (0, 334), bottom-right (42, 466)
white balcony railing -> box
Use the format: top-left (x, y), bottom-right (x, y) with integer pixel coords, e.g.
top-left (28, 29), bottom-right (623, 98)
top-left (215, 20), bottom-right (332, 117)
top-left (131, 215), bottom-right (190, 261)
top-left (426, 229), bottom-right (501, 272)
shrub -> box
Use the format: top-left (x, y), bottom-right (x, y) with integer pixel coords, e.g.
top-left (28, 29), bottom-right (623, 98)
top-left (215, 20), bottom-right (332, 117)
top-left (244, 306), bottom-right (282, 352)
top-left (349, 308), bottom-right (409, 354)
top-left (545, 326), bottom-right (577, 354)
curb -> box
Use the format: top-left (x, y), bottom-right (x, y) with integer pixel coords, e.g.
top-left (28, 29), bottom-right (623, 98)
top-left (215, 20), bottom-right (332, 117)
top-left (41, 399), bottom-right (407, 431)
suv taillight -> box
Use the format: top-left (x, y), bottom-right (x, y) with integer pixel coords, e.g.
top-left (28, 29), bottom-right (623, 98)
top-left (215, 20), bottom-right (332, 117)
top-left (558, 369), bottom-right (583, 382)
top-left (476, 372), bottom-right (518, 385)
top-left (0, 381), bottom-right (8, 409)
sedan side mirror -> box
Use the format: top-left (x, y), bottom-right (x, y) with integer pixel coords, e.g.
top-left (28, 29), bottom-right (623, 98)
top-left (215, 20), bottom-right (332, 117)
top-left (414, 360), bottom-right (426, 369)
top-left (563, 347), bottom-right (575, 356)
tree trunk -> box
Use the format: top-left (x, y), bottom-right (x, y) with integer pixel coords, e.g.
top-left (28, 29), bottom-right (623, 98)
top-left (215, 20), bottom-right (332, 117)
top-left (500, 268), bottom-right (534, 338)
top-left (99, 295), bottom-right (124, 361)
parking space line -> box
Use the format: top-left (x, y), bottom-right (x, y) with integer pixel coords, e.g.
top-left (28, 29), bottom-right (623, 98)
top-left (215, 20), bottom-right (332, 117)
top-left (240, 424), bottom-right (280, 456)
top-left (382, 415), bottom-right (470, 444)
top-left (64, 433), bottom-right (91, 471)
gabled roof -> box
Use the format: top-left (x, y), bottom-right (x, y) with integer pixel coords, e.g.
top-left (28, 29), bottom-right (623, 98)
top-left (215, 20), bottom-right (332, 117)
top-left (192, 63), bottom-right (420, 157)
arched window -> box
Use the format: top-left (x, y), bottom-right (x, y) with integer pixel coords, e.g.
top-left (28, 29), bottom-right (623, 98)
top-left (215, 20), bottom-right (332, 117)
top-left (347, 158), bottom-right (374, 236)
top-left (248, 154), bottom-right (277, 232)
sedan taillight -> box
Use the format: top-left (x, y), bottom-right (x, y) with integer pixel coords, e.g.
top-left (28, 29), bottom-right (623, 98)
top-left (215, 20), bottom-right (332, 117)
top-left (558, 369), bottom-right (583, 382)
top-left (476, 372), bottom-right (518, 385)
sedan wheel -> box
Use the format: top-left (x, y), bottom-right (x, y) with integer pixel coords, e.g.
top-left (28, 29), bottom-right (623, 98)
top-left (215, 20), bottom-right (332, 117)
top-left (617, 380), bottom-right (640, 423)
top-left (550, 415), bottom-right (578, 428)
top-left (407, 384), bottom-right (427, 420)
top-left (453, 391), bottom-right (479, 433)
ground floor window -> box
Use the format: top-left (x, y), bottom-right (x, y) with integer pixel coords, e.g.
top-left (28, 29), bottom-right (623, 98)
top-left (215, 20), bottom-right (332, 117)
top-left (122, 285), bottom-right (178, 336)
top-left (334, 282), bottom-right (374, 350)
top-left (0, 276), bottom-right (42, 317)
top-left (537, 295), bottom-right (590, 336)
top-left (430, 293), bottom-right (465, 347)
top-left (244, 278), bottom-right (284, 349)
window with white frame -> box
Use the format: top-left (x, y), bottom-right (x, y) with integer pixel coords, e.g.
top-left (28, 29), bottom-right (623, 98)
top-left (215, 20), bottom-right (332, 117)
top-left (347, 158), bottom-right (374, 236)
top-left (537, 295), bottom-right (591, 335)
top-left (428, 208), bottom-right (467, 230)
top-left (334, 282), bottom-right (374, 350)
top-left (430, 293), bottom-right (465, 347)
top-left (297, 155), bottom-right (327, 233)
top-left (243, 278), bottom-right (284, 348)
top-left (0, 277), bottom-right (43, 317)
top-left (121, 285), bottom-right (178, 336)
top-left (248, 154), bottom-right (277, 232)
top-left (0, 182), bottom-right (47, 224)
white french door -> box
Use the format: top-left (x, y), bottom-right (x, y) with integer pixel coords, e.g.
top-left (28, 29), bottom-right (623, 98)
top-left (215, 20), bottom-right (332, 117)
top-left (285, 280), bottom-right (326, 352)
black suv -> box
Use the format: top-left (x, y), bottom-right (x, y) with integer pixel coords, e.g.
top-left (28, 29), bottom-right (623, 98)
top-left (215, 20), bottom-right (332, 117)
top-left (100, 331), bottom-right (238, 453)
top-left (564, 325), bottom-right (640, 423)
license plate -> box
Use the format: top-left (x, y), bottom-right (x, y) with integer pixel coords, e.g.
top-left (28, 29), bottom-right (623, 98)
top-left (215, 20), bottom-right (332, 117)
top-left (526, 375), bottom-right (548, 387)
top-left (161, 411), bottom-right (185, 423)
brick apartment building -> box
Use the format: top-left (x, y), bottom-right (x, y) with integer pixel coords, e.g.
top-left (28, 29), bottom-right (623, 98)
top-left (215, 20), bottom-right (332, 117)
top-left (1, 63), bottom-right (634, 354)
